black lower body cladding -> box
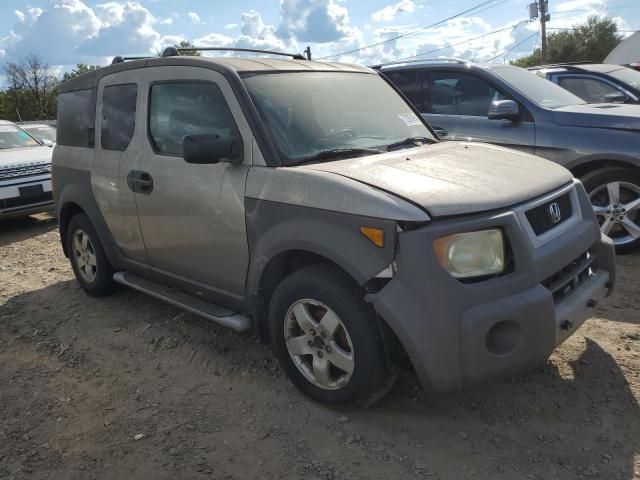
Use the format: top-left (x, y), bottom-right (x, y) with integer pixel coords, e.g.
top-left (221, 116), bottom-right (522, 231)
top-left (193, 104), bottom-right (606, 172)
top-left (369, 184), bottom-right (616, 394)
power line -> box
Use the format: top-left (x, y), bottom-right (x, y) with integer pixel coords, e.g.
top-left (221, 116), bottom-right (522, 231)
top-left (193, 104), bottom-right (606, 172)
top-left (485, 30), bottom-right (539, 62)
top-left (318, 0), bottom-right (503, 60)
top-left (386, 21), bottom-right (527, 64)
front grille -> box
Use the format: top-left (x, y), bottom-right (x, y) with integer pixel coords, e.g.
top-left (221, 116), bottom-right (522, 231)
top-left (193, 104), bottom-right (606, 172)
top-left (0, 163), bottom-right (51, 181)
top-left (0, 192), bottom-right (53, 210)
top-left (541, 250), bottom-right (594, 303)
top-left (525, 192), bottom-right (572, 236)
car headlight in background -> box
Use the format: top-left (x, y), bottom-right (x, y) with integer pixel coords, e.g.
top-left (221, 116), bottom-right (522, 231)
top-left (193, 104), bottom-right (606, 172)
top-left (433, 229), bottom-right (505, 279)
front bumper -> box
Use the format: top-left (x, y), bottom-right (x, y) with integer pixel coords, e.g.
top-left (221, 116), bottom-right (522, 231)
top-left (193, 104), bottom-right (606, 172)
top-left (0, 176), bottom-right (54, 219)
top-left (371, 181), bottom-right (616, 393)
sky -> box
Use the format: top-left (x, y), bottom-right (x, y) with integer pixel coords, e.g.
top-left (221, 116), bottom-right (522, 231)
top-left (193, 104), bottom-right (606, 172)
top-left (0, 0), bottom-right (638, 77)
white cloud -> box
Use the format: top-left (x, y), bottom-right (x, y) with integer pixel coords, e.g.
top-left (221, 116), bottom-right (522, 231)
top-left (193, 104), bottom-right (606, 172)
top-left (5, 0), bottom-right (101, 65)
top-left (371, 0), bottom-right (416, 23)
top-left (277, 0), bottom-right (359, 44)
top-left (80, 2), bottom-right (160, 56)
top-left (196, 10), bottom-right (290, 53)
top-left (187, 12), bottom-right (201, 24)
top-left (0, 0), bottom-right (629, 81)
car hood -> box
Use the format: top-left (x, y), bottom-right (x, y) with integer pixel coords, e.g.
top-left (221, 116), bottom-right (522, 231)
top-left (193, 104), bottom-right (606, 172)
top-left (552, 103), bottom-right (640, 131)
top-left (0, 146), bottom-right (52, 168)
top-left (299, 142), bottom-right (572, 217)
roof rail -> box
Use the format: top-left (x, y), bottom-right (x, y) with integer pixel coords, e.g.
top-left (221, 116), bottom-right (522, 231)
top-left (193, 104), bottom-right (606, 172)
top-left (111, 46), bottom-right (309, 66)
top-left (111, 56), bottom-right (150, 64)
top-left (164, 46), bottom-right (307, 60)
top-left (531, 61), bottom-right (599, 69)
top-left (372, 57), bottom-right (471, 69)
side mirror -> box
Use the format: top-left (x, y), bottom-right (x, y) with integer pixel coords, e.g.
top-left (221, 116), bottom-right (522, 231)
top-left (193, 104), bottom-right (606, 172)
top-left (488, 100), bottom-right (521, 121)
top-left (183, 134), bottom-right (243, 165)
top-left (41, 138), bottom-right (54, 147)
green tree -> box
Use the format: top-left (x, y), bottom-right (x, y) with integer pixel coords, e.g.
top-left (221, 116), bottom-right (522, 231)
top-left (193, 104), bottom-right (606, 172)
top-left (512, 16), bottom-right (622, 67)
top-left (2, 54), bottom-right (59, 121)
top-left (0, 90), bottom-right (13, 120)
top-left (175, 40), bottom-right (201, 56)
top-left (62, 64), bottom-right (101, 82)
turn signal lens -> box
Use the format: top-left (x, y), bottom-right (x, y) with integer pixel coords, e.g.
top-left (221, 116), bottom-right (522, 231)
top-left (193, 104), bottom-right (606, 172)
top-left (360, 227), bottom-right (385, 248)
top-left (433, 229), bottom-right (504, 279)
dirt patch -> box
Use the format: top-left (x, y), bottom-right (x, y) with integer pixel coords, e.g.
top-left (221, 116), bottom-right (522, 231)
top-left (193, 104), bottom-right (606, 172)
top-left (1, 214), bottom-right (639, 480)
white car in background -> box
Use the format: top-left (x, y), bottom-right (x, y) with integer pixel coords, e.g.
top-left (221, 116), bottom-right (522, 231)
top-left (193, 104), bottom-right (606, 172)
top-left (0, 120), bottom-right (54, 219)
top-left (20, 123), bottom-right (57, 147)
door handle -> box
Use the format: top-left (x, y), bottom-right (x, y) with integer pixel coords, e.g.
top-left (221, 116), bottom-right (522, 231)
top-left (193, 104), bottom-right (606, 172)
top-left (127, 170), bottom-right (154, 194)
top-left (432, 126), bottom-right (448, 138)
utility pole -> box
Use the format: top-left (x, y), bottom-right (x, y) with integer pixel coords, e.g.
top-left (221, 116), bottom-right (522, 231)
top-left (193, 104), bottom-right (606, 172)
top-left (539, 0), bottom-right (550, 62)
top-left (528, 1), bottom-right (550, 62)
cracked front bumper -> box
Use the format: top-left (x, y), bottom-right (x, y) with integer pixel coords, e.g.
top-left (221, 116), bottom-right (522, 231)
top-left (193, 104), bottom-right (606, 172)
top-left (370, 183), bottom-right (616, 394)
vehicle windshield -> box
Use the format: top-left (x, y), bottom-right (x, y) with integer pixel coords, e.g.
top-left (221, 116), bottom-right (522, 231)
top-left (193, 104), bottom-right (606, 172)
top-left (242, 71), bottom-right (435, 165)
top-left (607, 66), bottom-right (640, 90)
top-left (24, 125), bottom-right (57, 143)
top-left (490, 65), bottom-right (586, 109)
top-left (0, 125), bottom-right (41, 149)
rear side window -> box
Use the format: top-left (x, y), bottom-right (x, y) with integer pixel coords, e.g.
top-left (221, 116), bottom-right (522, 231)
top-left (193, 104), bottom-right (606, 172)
top-left (428, 71), bottom-right (504, 116)
top-left (57, 88), bottom-right (97, 148)
top-left (148, 82), bottom-right (238, 156)
top-left (557, 76), bottom-right (626, 104)
top-left (101, 84), bottom-right (137, 151)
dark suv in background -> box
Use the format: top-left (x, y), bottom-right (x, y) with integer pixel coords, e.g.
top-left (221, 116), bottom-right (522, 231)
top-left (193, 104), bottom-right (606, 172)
top-left (530, 63), bottom-right (640, 104)
top-left (378, 59), bottom-right (640, 252)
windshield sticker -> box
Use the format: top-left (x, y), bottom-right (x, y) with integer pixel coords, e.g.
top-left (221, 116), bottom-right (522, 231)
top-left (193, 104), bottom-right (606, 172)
top-left (16, 130), bottom-right (31, 139)
top-left (398, 113), bottom-right (422, 126)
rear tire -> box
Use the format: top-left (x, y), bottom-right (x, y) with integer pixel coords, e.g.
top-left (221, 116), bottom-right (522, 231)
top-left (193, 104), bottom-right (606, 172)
top-left (67, 213), bottom-right (116, 296)
top-left (580, 167), bottom-right (640, 254)
top-left (269, 264), bottom-right (395, 408)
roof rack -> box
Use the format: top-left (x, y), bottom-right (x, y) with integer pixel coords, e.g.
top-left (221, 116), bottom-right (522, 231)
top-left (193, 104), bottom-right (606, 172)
top-left (112, 46), bottom-right (310, 66)
top-left (169, 46), bottom-right (307, 60)
top-left (111, 56), bottom-right (148, 64)
top-left (372, 57), bottom-right (471, 69)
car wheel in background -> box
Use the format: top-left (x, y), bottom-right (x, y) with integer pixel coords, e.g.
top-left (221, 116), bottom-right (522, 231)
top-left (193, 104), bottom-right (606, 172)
top-left (66, 213), bottom-right (116, 296)
top-left (581, 167), bottom-right (640, 254)
top-left (269, 264), bottom-right (396, 408)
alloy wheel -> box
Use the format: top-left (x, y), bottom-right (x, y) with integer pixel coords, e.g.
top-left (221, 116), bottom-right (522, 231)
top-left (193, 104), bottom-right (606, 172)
top-left (590, 181), bottom-right (640, 247)
top-left (72, 229), bottom-right (98, 283)
top-left (283, 299), bottom-right (355, 391)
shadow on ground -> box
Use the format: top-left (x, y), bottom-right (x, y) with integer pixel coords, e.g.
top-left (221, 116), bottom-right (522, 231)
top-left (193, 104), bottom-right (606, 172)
top-left (0, 214), bottom-right (57, 247)
top-left (1, 277), bottom-right (638, 479)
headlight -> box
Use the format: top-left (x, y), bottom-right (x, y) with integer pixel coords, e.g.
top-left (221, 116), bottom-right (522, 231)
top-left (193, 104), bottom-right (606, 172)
top-left (433, 229), bottom-right (505, 279)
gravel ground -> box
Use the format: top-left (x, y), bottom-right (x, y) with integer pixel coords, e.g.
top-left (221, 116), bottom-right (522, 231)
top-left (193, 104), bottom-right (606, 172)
top-left (1, 213), bottom-right (639, 480)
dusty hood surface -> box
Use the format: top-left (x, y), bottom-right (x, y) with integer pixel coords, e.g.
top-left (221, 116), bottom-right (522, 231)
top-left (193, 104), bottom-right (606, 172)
top-left (299, 142), bottom-right (572, 217)
top-left (553, 103), bottom-right (640, 131)
top-left (0, 146), bottom-right (53, 168)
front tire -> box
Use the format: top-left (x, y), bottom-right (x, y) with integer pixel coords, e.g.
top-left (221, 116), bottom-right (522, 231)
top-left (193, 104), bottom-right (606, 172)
top-left (269, 264), bottom-right (395, 408)
top-left (66, 213), bottom-right (115, 296)
top-left (581, 167), bottom-right (640, 254)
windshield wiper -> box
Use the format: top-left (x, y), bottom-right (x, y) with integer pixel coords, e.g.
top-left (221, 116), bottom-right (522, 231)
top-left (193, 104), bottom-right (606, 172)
top-left (291, 147), bottom-right (385, 166)
top-left (385, 136), bottom-right (435, 151)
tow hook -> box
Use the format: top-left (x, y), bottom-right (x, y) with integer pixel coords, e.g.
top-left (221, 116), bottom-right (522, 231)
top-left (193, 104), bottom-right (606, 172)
top-left (560, 320), bottom-right (573, 331)
top-left (587, 299), bottom-right (598, 308)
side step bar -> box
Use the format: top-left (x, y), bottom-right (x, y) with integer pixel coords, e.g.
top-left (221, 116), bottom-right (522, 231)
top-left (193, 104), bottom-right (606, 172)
top-left (113, 272), bottom-right (251, 332)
